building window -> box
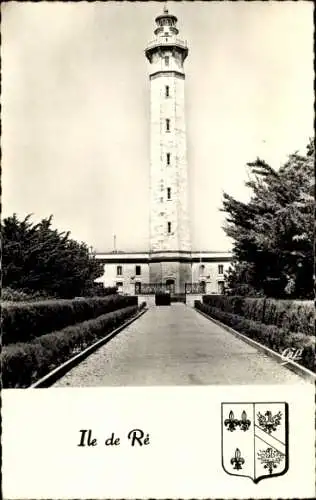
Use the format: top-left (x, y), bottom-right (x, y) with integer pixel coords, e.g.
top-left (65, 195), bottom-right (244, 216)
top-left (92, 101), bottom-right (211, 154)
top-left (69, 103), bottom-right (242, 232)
top-left (165, 56), bottom-right (169, 66)
top-left (116, 281), bottom-right (123, 289)
top-left (166, 152), bottom-right (170, 165)
top-left (218, 281), bottom-right (225, 294)
top-left (167, 221), bottom-right (171, 233)
top-left (117, 265), bottom-right (122, 276)
top-left (166, 119), bottom-right (170, 132)
top-left (135, 282), bottom-right (141, 294)
top-left (199, 264), bottom-right (205, 275)
top-left (199, 281), bottom-right (206, 294)
top-left (218, 264), bottom-right (224, 275)
top-left (135, 265), bottom-right (141, 276)
top-left (167, 187), bottom-right (171, 199)
top-left (165, 85), bottom-right (169, 97)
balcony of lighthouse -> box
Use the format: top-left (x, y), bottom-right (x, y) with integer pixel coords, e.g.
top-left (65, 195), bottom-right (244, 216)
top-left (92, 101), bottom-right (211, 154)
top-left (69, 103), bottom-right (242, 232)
top-left (145, 37), bottom-right (188, 62)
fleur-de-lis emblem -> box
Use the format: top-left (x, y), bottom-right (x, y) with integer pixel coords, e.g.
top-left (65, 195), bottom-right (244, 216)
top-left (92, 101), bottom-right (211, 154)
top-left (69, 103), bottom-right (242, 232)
top-left (222, 402), bottom-right (288, 483)
top-left (230, 448), bottom-right (245, 470)
top-left (257, 410), bottom-right (282, 434)
top-left (257, 447), bottom-right (284, 474)
top-left (224, 410), bottom-right (239, 432)
top-left (239, 410), bottom-right (251, 431)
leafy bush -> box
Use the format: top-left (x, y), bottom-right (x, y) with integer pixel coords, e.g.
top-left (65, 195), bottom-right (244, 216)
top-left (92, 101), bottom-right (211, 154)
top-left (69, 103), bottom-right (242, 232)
top-left (2, 305), bottom-right (138, 388)
top-left (80, 285), bottom-right (118, 297)
top-left (2, 295), bottom-right (138, 345)
top-left (202, 295), bottom-right (314, 335)
top-left (203, 295), bottom-right (245, 314)
top-left (195, 301), bottom-right (315, 372)
top-left (2, 287), bottom-right (54, 302)
top-left (139, 301), bottom-right (147, 310)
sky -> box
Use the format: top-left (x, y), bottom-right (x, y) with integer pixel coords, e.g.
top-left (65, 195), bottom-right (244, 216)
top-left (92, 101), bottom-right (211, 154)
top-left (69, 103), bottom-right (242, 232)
top-left (2, 1), bottom-right (314, 253)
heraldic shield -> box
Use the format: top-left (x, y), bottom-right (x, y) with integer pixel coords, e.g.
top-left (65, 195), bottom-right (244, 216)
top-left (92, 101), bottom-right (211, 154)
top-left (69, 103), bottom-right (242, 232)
top-left (221, 402), bottom-right (288, 483)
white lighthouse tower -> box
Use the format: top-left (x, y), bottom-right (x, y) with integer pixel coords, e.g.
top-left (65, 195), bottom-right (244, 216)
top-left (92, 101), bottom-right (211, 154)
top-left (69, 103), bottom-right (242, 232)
top-left (95, 7), bottom-right (232, 298)
top-left (145, 6), bottom-right (191, 293)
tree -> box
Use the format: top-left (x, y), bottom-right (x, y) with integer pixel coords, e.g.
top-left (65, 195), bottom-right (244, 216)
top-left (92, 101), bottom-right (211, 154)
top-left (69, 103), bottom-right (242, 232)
top-left (222, 138), bottom-right (314, 298)
top-left (2, 214), bottom-right (104, 298)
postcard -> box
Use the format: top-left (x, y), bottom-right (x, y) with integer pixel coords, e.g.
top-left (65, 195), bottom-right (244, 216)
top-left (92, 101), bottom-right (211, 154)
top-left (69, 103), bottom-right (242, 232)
top-left (2, 1), bottom-right (315, 499)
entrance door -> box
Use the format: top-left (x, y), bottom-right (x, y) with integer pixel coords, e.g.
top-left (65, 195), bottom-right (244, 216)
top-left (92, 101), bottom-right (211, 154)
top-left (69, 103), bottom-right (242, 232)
top-left (166, 279), bottom-right (175, 294)
top-left (199, 281), bottom-right (206, 294)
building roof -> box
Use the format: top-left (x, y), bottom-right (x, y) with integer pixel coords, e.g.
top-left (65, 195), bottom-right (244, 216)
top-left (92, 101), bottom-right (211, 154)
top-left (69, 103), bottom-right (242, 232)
top-left (95, 250), bottom-right (232, 264)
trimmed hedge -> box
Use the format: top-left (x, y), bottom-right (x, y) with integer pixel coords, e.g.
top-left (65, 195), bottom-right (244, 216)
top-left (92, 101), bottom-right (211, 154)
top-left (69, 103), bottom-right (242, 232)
top-left (202, 295), bottom-right (314, 336)
top-left (2, 305), bottom-right (139, 388)
top-left (195, 301), bottom-right (315, 372)
top-left (155, 292), bottom-right (171, 306)
top-left (2, 286), bottom-right (117, 302)
top-left (79, 286), bottom-right (118, 298)
top-left (2, 295), bottom-right (138, 345)
top-left (2, 287), bottom-right (54, 302)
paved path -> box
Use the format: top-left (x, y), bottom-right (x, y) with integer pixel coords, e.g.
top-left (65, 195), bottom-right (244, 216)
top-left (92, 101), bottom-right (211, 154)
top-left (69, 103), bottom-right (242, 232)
top-left (53, 304), bottom-right (307, 386)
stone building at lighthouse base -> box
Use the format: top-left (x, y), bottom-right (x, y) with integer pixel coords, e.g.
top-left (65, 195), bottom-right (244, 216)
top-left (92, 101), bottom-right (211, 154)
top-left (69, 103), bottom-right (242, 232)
top-left (95, 250), bottom-right (231, 303)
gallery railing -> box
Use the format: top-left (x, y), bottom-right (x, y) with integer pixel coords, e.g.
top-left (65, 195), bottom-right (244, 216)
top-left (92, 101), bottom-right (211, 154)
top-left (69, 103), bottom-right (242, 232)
top-left (135, 282), bottom-right (206, 294)
top-left (185, 282), bottom-right (206, 294)
top-left (135, 283), bottom-right (170, 295)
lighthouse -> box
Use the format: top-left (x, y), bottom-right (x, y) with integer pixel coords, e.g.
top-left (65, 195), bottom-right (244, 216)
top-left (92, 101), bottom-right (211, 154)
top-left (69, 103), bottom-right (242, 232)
top-left (95, 7), bottom-right (232, 299)
top-left (145, 6), bottom-right (192, 293)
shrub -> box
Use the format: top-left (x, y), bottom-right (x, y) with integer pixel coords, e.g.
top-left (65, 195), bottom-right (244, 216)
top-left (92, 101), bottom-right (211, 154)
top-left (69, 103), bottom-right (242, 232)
top-left (203, 295), bottom-right (244, 315)
top-left (1, 287), bottom-right (54, 302)
top-left (155, 292), bottom-right (170, 306)
top-left (2, 305), bottom-right (138, 388)
top-left (195, 301), bottom-right (315, 372)
top-left (202, 295), bottom-right (314, 335)
top-left (139, 301), bottom-right (147, 310)
top-left (81, 285), bottom-right (118, 297)
top-left (242, 298), bottom-right (314, 335)
top-left (2, 295), bottom-right (138, 345)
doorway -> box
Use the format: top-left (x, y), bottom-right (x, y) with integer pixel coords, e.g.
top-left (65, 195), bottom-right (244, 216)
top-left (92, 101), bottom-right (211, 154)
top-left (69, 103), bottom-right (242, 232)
top-left (166, 279), bottom-right (175, 294)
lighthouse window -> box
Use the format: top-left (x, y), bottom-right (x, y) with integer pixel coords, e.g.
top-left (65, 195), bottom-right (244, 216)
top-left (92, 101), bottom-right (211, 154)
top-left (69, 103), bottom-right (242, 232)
top-left (167, 187), bottom-right (171, 200)
top-left (166, 153), bottom-right (170, 165)
top-left (167, 222), bottom-right (171, 233)
top-left (166, 119), bottom-right (170, 132)
top-left (165, 85), bottom-right (169, 97)
top-left (164, 56), bottom-right (169, 66)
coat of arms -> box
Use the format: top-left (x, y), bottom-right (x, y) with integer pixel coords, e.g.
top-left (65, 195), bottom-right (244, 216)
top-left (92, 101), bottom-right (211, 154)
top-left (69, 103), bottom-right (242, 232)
top-left (221, 402), bottom-right (288, 483)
